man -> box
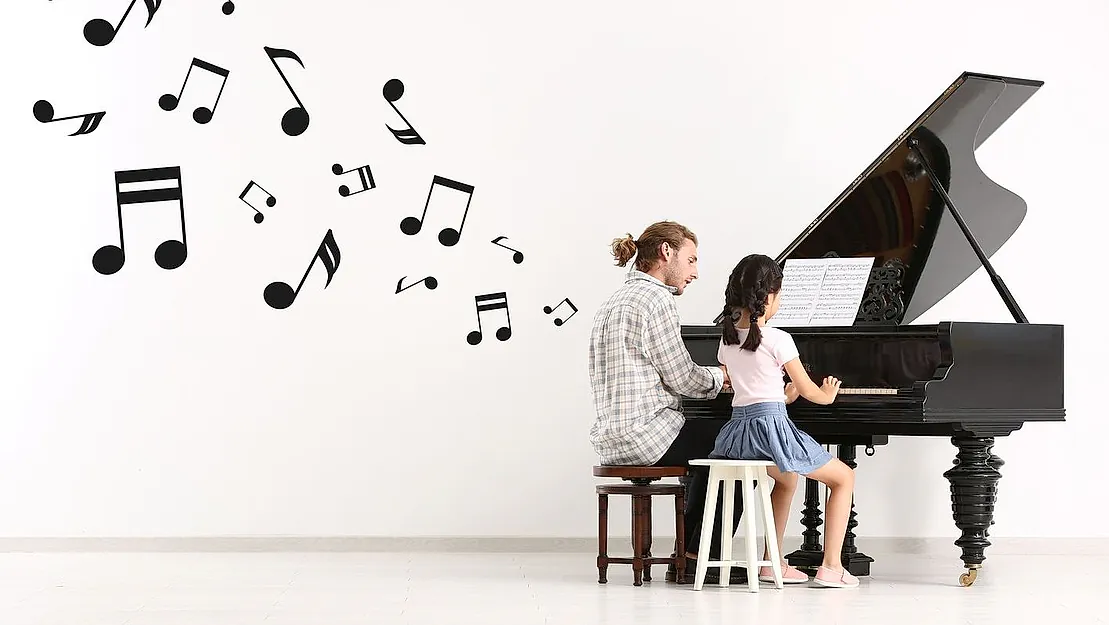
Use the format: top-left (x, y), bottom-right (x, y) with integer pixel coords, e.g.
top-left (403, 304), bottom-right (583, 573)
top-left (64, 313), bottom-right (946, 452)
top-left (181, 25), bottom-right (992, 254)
top-left (588, 220), bottom-right (747, 583)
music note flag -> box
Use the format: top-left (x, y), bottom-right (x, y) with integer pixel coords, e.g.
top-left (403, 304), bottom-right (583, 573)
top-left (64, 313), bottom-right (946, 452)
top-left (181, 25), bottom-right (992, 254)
top-left (238, 180), bottom-right (275, 224)
top-left (93, 166), bottom-right (187, 276)
top-left (263, 229), bottom-right (340, 310)
top-left (400, 175), bottom-right (474, 247)
top-left (221, 1), bottom-right (235, 14)
top-left (263, 46), bottom-right (310, 137)
top-left (158, 58), bottom-right (231, 124)
top-left (395, 276), bottom-right (438, 294)
top-left (543, 298), bottom-right (578, 326)
top-left (332, 163), bottom-right (376, 197)
top-left (32, 100), bottom-right (105, 136)
top-left (491, 236), bottom-right (524, 264)
top-left (382, 79), bottom-right (425, 145)
top-left (467, 292), bottom-right (512, 345)
top-left (84, 0), bottom-right (161, 47)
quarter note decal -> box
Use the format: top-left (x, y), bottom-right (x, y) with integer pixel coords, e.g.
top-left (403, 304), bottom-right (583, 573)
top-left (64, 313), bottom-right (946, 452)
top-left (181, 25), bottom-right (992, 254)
top-left (263, 229), bottom-right (341, 310)
top-left (221, 1), bottom-right (235, 14)
top-left (263, 46), bottom-right (310, 137)
top-left (543, 298), bottom-right (578, 326)
top-left (32, 100), bottom-right (105, 136)
top-left (467, 292), bottom-right (512, 345)
top-left (332, 163), bottom-right (376, 197)
top-left (93, 166), bottom-right (187, 276)
top-left (238, 180), bottom-right (275, 224)
top-left (491, 236), bottom-right (524, 264)
top-left (400, 175), bottom-right (474, 247)
top-left (383, 79), bottom-right (425, 145)
top-left (84, 0), bottom-right (161, 47)
top-left (159, 58), bottom-right (231, 124)
top-left (395, 276), bottom-right (438, 294)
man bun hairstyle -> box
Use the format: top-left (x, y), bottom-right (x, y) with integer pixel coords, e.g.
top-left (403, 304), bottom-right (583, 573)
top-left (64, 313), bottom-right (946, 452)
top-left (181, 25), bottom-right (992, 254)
top-left (720, 253), bottom-right (784, 351)
top-left (611, 221), bottom-right (698, 272)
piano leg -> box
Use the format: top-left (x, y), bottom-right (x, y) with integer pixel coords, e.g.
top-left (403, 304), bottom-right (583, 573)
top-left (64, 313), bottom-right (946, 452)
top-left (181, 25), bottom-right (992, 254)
top-left (837, 445), bottom-right (875, 576)
top-left (943, 434), bottom-right (1003, 587)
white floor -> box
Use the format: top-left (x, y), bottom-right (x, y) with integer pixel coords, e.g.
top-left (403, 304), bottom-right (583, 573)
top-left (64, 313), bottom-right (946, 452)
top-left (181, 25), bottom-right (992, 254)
top-left (0, 544), bottom-right (1099, 625)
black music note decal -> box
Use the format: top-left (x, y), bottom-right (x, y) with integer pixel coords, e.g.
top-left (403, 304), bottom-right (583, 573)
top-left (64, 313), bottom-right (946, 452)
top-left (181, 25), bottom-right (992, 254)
top-left (491, 236), bottom-right (524, 264)
top-left (263, 46), bottom-right (310, 137)
top-left (395, 276), bottom-right (438, 294)
top-left (32, 100), bottom-right (105, 136)
top-left (332, 163), bottom-right (375, 197)
top-left (264, 230), bottom-right (340, 310)
top-left (238, 180), bottom-right (275, 224)
top-left (84, 0), bottom-right (161, 47)
top-left (543, 298), bottom-right (578, 326)
top-left (93, 166), bottom-right (187, 276)
top-left (383, 79), bottom-right (425, 145)
top-left (159, 58), bottom-right (231, 124)
top-left (221, 1), bottom-right (235, 14)
top-left (400, 176), bottom-right (474, 247)
top-left (467, 292), bottom-right (512, 345)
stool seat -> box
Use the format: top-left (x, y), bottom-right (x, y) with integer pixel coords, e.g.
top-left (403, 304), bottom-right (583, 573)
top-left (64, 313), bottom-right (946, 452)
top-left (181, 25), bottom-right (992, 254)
top-left (689, 459), bottom-right (776, 467)
top-left (593, 465), bottom-right (686, 480)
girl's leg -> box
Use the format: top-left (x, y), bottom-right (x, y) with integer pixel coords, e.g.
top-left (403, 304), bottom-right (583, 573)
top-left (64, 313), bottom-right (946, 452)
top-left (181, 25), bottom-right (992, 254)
top-left (761, 466), bottom-right (797, 562)
top-left (803, 458), bottom-right (855, 571)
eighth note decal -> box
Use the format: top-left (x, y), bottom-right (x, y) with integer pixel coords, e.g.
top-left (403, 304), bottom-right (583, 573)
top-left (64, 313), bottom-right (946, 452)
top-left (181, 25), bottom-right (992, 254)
top-left (33, 100), bottom-right (105, 136)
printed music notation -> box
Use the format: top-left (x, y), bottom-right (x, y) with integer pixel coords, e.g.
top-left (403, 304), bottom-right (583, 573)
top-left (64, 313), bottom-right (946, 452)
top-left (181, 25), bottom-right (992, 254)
top-left (395, 276), bottom-right (438, 294)
top-left (84, 0), bottom-right (161, 47)
top-left (769, 257), bottom-right (874, 327)
top-left (383, 79), bottom-right (425, 145)
top-left (263, 46), bottom-right (310, 137)
top-left (93, 166), bottom-right (188, 276)
top-left (400, 175), bottom-right (474, 247)
top-left (467, 292), bottom-right (512, 345)
top-left (159, 58), bottom-right (231, 124)
top-left (263, 230), bottom-right (341, 310)
top-left (543, 298), bottom-right (578, 326)
top-left (238, 180), bottom-right (275, 224)
top-left (332, 163), bottom-right (375, 197)
top-left (491, 236), bottom-right (524, 264)
top-left (32, 100), bottom-right (105, 136)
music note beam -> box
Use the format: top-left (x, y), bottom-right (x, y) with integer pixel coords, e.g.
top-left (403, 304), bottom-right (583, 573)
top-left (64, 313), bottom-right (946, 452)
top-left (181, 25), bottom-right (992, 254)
top-left (491, 236), bottom-right (524, 264)
top-left (84, 0), bottom-right (161, 47)
top-left (264, 46), bottom-right (310, 137)
top-left (159, 58), bottom-right (231, 124)
top-left (395, 276), bottom-right (438, 294)
top-left (467, 292), bottom-right (511, 345)
top-left (400, 176), bottom-right (474, 247)
top-left (383, 79), bottom-right (425, 145)
top-left (332, 163), bottom-right (375, 197)
top-left (264, 230), bottom-right (340, 310)
top-left (239, 180), bottom-right (275, 223)
top-left (33, 100), bottom-right (105, 136)
top-left (93, 166), bottom-right (187, 276)
top-left (543, 298), bottom-right (578, 326)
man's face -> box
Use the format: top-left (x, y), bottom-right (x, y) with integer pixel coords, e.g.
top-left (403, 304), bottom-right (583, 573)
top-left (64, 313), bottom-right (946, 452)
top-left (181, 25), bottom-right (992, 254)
top-left (661, 239), bottom-right (699, 295)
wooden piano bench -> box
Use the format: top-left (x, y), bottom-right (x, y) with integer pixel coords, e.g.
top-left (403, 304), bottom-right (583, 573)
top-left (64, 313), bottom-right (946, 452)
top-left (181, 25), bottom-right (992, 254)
top-left (593, 465), bottom-right (687, 587)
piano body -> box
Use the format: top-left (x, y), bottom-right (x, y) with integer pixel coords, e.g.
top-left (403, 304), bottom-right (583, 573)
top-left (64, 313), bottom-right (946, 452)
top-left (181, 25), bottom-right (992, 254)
top-left (680, 72), bottom-right (1065, 587)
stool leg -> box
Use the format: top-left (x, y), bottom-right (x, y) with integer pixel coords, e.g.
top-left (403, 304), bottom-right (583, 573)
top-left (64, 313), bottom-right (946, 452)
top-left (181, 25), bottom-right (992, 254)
top-left (643, 495), bottom-right (653, 582)
top-left (742, 468), bottom-right (760, 593)
top-left (694, 468), bottom-right (720, 591)
top-left (632, 494), bottom-right (644, 587)
top-left (597, 493), bottom-right (609, 584)
top-left (720, 475), bottom-right (735, 588)
top-left (675, 488), bottom-right (686, 584)
top-left (758, 469), bottom-right (784, 589)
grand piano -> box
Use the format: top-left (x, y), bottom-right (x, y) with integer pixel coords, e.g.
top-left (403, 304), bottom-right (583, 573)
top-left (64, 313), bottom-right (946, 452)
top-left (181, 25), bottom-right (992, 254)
top-left (680, 72), bottom-right (1065, 587)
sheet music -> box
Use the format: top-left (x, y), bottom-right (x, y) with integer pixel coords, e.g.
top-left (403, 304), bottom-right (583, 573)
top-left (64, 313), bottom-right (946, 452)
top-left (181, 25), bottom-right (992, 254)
top-left (769, 257), bottom-right (874, 327)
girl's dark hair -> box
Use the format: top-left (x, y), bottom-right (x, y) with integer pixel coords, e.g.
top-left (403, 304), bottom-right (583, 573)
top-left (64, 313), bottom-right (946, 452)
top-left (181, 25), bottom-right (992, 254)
top-left (720, 254), bottom-right (784, 351)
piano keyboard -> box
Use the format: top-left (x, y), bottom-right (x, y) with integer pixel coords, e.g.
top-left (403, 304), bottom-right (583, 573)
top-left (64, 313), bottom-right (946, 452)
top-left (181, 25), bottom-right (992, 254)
top-left (720, 387), bottom-right (899, 395)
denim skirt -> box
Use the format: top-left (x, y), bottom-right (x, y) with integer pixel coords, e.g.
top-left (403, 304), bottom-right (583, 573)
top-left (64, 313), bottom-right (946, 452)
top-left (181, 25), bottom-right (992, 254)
top-left (710, 401), bottom-right (833, 475)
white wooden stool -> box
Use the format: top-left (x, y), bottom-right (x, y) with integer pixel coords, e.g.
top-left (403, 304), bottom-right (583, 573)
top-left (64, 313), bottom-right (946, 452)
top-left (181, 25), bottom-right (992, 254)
top-left (689, 459), bottom-right (783, 592)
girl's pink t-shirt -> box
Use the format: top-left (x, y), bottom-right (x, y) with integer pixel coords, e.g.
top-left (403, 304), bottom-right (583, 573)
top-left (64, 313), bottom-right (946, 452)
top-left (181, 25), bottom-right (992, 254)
top-left (717, 325), bottom-right (800, 407)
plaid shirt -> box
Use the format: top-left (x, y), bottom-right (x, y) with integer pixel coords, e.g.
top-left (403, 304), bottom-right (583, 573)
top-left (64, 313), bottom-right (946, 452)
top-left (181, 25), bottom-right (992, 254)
top-left (588, 270), bottom-right (725, 465)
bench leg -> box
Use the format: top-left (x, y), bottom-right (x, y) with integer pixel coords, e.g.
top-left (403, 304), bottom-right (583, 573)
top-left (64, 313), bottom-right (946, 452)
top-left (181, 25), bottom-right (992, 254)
top-left (643, 495), bottom-right (653, 582)
top-left (597, 493), bottom-right (608, 584)
top-left (632, 494), bottom-right (645, 586)
top-left (675, 488), bottom-right (686, 584)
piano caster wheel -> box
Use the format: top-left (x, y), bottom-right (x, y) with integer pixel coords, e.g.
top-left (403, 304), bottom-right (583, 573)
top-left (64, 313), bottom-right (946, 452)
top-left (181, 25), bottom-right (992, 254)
top-left (959, 568), bottom-right (978, 586)
top-left (865, 446), bottom-right (875, 457)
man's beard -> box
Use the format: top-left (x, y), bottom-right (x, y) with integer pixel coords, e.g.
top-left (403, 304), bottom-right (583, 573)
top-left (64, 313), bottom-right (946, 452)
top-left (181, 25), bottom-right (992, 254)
top-left (663, 263), bottom-right (684, 293)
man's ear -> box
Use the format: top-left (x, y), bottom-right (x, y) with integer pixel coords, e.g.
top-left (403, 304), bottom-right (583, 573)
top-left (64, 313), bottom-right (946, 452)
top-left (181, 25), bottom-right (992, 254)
top-left (660, 242), bottom-right (671, 261)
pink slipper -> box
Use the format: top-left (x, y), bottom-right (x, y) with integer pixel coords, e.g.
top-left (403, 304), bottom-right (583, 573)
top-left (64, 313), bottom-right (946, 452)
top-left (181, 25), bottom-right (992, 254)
top-left (813, 565), bottom-right (859, 588)
top-left (759, 563), bottom-right (810, 584)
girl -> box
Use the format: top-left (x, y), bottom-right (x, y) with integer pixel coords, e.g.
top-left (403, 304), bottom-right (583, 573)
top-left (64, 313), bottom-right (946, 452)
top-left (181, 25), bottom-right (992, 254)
top-left (712, 253), bottom-right (859, 589)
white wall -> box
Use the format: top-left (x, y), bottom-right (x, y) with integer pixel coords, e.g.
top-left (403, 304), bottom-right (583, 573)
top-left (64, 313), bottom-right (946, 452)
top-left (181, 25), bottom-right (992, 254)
top-left (2, 0), bottom-right (1104, 539)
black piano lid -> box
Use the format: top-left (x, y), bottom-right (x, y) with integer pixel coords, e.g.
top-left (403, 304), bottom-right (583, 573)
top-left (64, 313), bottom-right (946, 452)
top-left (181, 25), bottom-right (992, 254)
top-left (772, 72), bottom-right (1043, 326)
